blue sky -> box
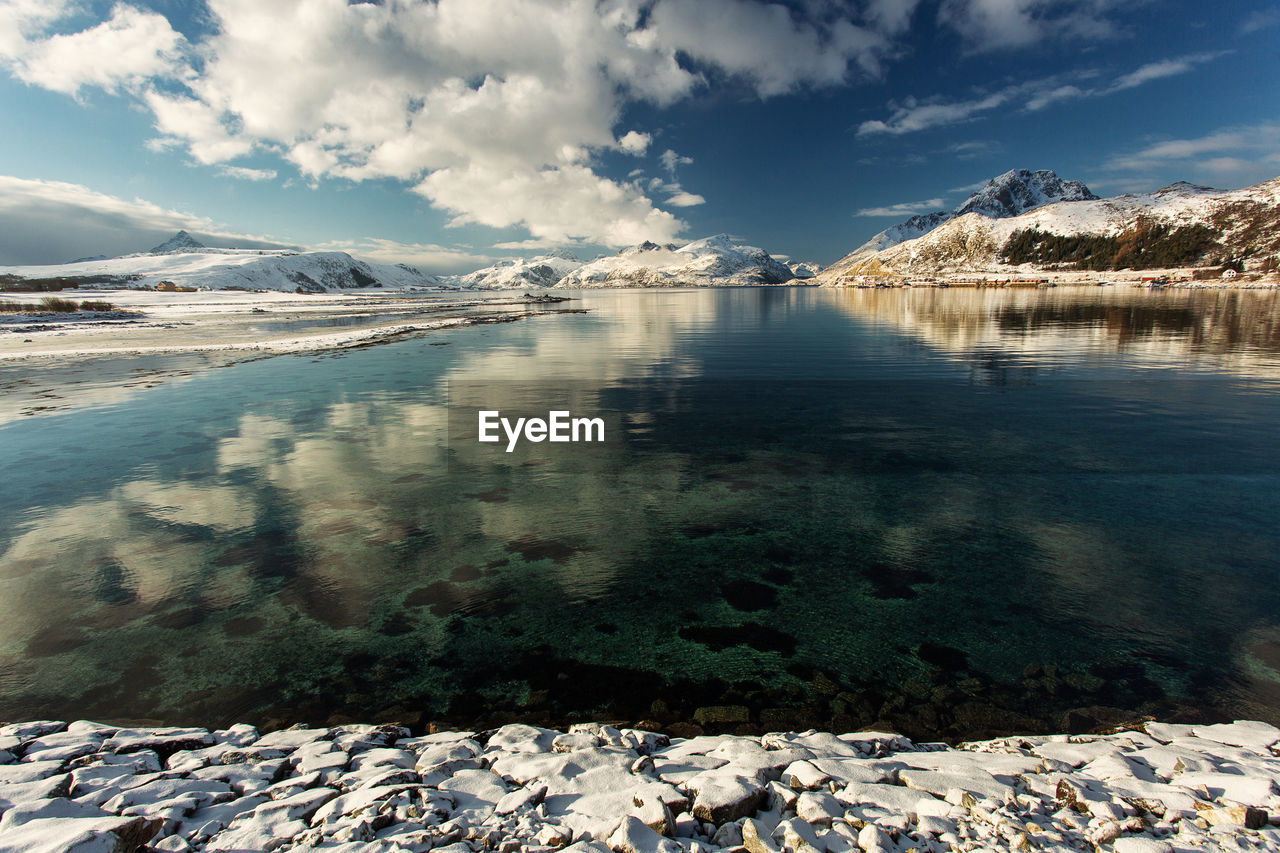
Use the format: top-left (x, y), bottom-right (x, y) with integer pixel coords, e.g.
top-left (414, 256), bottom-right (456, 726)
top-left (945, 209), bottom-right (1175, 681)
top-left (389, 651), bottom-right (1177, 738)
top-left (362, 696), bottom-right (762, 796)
top-left (0, 0), bottom-right (1277, 271)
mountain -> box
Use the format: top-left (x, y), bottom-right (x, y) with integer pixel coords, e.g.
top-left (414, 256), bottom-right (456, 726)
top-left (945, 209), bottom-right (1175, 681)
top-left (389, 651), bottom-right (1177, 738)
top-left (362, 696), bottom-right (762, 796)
top-left (554, 235), bottom-right (794, 288)
top-left (149, 230), bottom-right (207, 254)
top-left (851, 169), bottom-right (1099, 256)
top-left (455, 250), bottom-right (584, 289)
top-left (816, 175), bottom-right (1280, 282)
top-left (787, 261), bottom-right (822, 279)
top-left (1, 248), bottom-right (448, 292)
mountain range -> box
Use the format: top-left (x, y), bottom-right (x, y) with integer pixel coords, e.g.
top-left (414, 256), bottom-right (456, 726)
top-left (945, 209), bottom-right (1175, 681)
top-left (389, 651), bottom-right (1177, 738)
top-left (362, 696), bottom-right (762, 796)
top-left (818, 171), bottom-right (1280, 283)
top-left (3, 169), bottom-right (1277, 292)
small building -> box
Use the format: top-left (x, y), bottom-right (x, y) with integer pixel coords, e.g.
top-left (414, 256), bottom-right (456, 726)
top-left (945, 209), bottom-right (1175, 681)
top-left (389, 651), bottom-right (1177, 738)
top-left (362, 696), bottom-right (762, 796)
top-left (1222, 268), bottom-right (1239, 280)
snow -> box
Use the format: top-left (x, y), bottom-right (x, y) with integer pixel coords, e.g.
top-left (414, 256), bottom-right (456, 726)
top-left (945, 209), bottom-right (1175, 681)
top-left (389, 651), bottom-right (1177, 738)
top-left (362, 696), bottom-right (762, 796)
top-left (846, 169), bottom-right (1100, 258)
top-left (454, 252), bottom-right (584, 289)
top-left (1, 248), bottom-right (448, 293)
top-left (820, 174), bottom-right (1280, 281)
top-left (555, 235), bottom-right (794, 288)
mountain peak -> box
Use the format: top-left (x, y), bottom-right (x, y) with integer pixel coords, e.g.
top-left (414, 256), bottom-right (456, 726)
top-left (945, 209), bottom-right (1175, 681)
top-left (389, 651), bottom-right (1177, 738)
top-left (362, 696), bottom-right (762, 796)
top-left (851, 168), bottom-right (1098, 256)
top-left (149, 230), bottom-right (206, 254)
top-left (956, 169), bottom-right (1098, 219)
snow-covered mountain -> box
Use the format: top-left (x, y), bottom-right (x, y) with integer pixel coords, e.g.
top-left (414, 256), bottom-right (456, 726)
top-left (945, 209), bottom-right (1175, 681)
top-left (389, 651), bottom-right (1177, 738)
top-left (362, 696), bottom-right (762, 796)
top-left (817, 176), bottom-right (1280, 282)
top-left (554, 235), bottom-right (794, 288)
top-left (149, 230), bottom-right (206, 254)
top-left (787, 261), bottom-right (822, 279)
top-left (454, 250), bottom-right (583, 289)
top-left (851, 169), bottom-right (1099, 256)
top-left (2, 233), bottom-right (447, 292)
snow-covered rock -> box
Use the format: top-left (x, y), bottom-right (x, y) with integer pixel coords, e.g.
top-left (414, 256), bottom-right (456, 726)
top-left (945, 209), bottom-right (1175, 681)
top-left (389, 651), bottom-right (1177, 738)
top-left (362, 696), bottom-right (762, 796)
top-left (0, 718), bottom-right (1279, 851)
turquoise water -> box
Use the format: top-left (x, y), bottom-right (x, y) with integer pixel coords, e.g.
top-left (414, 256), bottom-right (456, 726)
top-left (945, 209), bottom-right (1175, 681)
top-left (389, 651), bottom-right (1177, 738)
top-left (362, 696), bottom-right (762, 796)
top-left (2, 286), bottom-right (1280, 739)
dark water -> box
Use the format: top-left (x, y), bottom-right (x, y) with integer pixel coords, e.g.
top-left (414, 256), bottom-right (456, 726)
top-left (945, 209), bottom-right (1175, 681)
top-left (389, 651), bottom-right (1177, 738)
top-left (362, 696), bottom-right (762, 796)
top-left (2, 285), bottom-right (1280, 740)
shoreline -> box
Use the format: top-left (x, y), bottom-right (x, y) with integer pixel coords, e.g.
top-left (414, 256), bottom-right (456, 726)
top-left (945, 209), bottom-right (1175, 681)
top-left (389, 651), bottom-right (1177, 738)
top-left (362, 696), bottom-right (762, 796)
top-left (0, 289), bottom-right (581, 362)
top-left (1, 717), bottom-right (1277, 852)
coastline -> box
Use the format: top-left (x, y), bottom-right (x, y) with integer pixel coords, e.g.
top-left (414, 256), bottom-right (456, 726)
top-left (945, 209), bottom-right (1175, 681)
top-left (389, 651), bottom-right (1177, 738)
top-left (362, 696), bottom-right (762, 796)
top-left (0, 290), bottom-right (581, 361)
top-left (1, 717), bottom-right (1278, 852)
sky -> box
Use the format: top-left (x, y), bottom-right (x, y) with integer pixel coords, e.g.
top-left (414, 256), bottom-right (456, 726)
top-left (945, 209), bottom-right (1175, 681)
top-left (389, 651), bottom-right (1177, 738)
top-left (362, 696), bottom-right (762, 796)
top-left (0, 0), bottom-right (1278, 272)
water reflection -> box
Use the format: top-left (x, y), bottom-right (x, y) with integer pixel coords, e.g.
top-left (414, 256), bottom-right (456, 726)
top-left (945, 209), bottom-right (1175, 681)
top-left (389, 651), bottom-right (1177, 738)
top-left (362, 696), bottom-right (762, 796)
top-left (1, 286), bottom-right (1278, 738)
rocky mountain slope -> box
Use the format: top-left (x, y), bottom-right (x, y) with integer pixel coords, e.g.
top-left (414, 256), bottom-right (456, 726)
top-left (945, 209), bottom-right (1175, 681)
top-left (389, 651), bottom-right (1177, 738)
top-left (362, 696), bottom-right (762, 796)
top-left (554, 235), bottom-right (794, 288)
top-left (853, 169), bottom-right (1098, 256)
top-left (454, 250), bottom-right (584, 289)
top-left (819, 175), bottom-right (1280, 282)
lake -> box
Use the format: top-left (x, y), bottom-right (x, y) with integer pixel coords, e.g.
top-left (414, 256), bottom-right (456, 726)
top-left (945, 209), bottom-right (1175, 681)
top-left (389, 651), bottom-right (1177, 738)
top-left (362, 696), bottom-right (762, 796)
top-left (2, 285), bottom-right (1279, 741)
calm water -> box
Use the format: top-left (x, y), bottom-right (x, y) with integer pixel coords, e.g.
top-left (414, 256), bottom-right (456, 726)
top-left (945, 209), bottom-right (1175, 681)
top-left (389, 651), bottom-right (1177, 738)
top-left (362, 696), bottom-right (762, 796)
top-left (2, 286), bottom-right (1280, 740)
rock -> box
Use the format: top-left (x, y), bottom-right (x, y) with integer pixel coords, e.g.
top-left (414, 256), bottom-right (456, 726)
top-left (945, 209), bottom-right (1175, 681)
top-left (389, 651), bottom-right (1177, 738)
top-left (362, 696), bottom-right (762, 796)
top-left (856, 823), bottom-right (894, 853)
top-left (1196, 802), bottom-right (1268, 829)
top-left (782, 761), bottom-right (830, 790)
top-left (772, 817), bottom-right (823, 853)
top-left (608, 815), bottom-right (682, 853)
top-left (712, 821), bottom-right (744, 848)
top-left (101, 728), bottom-right (215, 757)
top-left (795, 791), bottom-right (841, 826)
top-left (495, 783), bottom-right (547, 815)
top-left (1113, 838), bottom-right (1174, 853)
top-left (742, 817), bottom-right (782, 853)
top-left (686, 772), bottom-right (767, 824)
top-left (0, 814), bottom-right (159, 853)
top-left (692, 707), bottom-right (751, 727)
top-left (631, 792), bottom-right (676, 836)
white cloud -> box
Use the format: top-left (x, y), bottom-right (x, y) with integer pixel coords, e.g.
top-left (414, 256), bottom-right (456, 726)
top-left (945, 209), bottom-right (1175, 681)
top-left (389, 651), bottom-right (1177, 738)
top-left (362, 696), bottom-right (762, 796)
top-left (660, 149), bottom-right (694, 177)
top-left (0, 0), bottom-right (924, 249)
top-left (860, 52), bottom-right (1226, 135)
top-left (5, 3), bottom-right (187, 95)
top-left (1102, 124), bottom-right (1280, 187)
top-left (1025, 84), bottom-right (1085, 111)
top-left (0, 175), bottom-right (293, 264)
top-left (618, 130), bottom-right (651, 155)
top-left (1104, 124), bottom-right (1280, 171)
top-left (937, 0), bottom-right (1126, 51)
top-left (217, 165), bottom-right (277, 181)
top-left (855, 197), bottom-right (945, 216)
top-left (665, 191), bottom-right (706, 207)
top-left (858, 89), bottom-right (1012, 135)
top-left (1240, 7), bottom-right (1280, 33)
top-left (310, 238), bottom-right (492, 274)
top-left (1109, 53), bottom-right (1225, 92)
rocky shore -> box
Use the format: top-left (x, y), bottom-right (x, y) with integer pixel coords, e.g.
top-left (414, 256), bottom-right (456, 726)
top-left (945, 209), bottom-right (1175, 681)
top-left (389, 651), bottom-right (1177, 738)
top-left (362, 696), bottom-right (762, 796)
top-left (3, 719), bottom-right (1280, 852)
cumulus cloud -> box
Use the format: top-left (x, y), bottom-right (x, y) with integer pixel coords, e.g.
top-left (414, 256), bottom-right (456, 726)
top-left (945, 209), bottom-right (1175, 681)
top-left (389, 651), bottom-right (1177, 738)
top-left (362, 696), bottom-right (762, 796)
top-left (3, 3), bottom-right (186, 95)
top-left (618, 131), bottom-right (651, 155)
top-left (0, 0), bottom-right (922, 249)
top-left (855, 197), bottom-right (945, 216)
top-left (0, 175), bottom-right (294, 265)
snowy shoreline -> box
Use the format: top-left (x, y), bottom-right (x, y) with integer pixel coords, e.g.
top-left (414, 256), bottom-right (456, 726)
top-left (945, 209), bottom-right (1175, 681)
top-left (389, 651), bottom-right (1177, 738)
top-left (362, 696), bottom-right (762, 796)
top-left (2, 718), bottom-right (1279, 852)
top-left (0, 289), bottom-right (580, 361)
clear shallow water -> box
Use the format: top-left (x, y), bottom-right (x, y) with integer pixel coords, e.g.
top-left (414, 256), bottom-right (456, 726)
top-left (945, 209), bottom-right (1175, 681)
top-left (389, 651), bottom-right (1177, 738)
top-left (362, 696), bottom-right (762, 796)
top-left (2, 285), bottom-right (1280, 739)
